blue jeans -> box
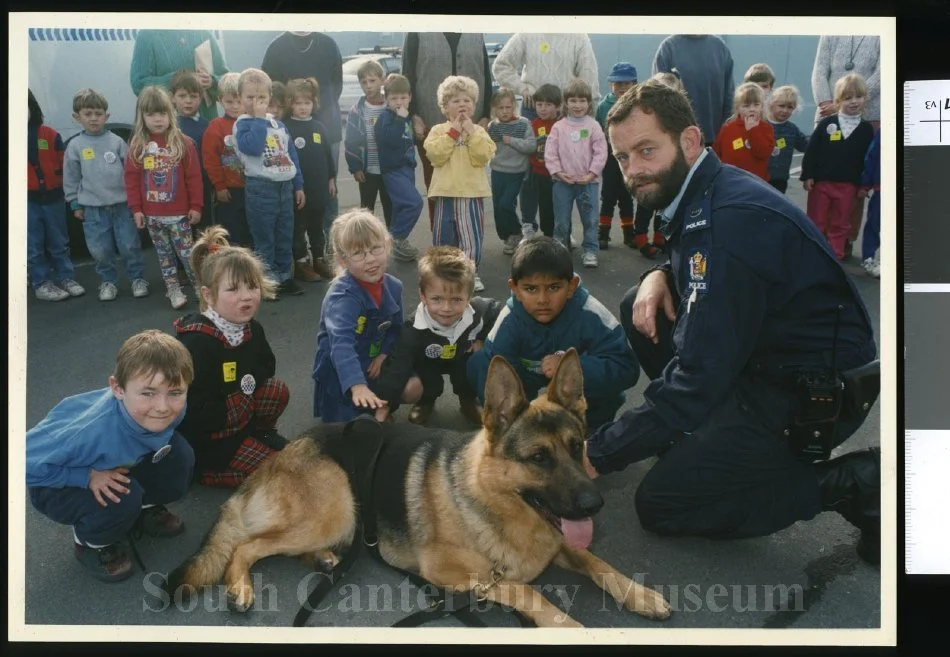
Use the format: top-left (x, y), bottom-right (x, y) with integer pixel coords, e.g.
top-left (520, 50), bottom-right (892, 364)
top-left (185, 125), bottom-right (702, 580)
top-left (27, 198), bottom-right (75, 288)
top-left (552, 180), bottom-right (600, 254)
top-left (491, 170), bottom-right (525, 240)
top-left (245, 177), bottom-right (295, 283)
top-left (519, 170), bottom-right (538, 228)
top-left (382, 166), bottom-right (423, 240)
top-left (81, 203), bottom-right (146, 284)
top-left (323, 142), bottom-right (341, 238)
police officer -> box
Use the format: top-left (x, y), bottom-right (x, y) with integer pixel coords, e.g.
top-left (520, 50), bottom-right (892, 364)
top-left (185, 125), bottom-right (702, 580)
top-left (583, 80), bottom-right (881, 565)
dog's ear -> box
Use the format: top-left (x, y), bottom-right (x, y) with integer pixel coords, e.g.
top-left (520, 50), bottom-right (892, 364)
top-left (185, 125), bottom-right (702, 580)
top-left (546, 348), bottom-right (587, 416)
top-left (483, 355), bottom-right (528, 440)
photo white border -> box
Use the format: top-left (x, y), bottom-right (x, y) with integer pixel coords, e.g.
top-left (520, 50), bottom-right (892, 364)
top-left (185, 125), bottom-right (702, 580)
top-left (8, 11), bottom-right (897, 646)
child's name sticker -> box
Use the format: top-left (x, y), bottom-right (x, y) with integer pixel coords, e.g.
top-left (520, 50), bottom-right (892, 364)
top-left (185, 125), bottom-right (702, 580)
top-left (104, 151), bottom-right (117, 164)
top-left (732, 137), bottom-right (744, 150)
top-left (355, 316), bottom-right (367, 335)
top-left (143, 156), bottom-right (155, 170)
top-left (81, 148), bottom-right (95, 160)
top-left (152, 444), bottom-right (172, 463)
top-left (147, 141), bottom-right (159, 154)
top-left (579, 128), bottom-right (589, 139)
top-left (240, 373), bottom-right (256, 395)
top-left (224, 135), bottom-right (235, 147)
top-left (776, 137), bottom-right (786, 149)
top-left (570, 130), bottom-right (581, 142)
top-left (38, 138), bottom-right (49, 150)
top-left (826, 123), bottom-right (839, 135)
top-left (312, 132), bottom-right (322, 144)
top-left (744, 139), bottom-right (751, 149)
top-left (222, 361), bottom-right (237, 382)
top-left (266, 136), bottom-right (278, 148)
top-left (830, 131), bottom-right (842, 141)
top-left (537, 127), bottom-right (546, 137)
top-left (440, 344), bottom-right (457, 360)
top-left (269, 118), bottom-right (279, 129)
top-left (294, 137), bottom-right (306, 149)
top-left (772, 146), bottom-right (781, 157)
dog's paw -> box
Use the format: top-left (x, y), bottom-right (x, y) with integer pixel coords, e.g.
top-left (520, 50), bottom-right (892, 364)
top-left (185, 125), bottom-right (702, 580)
top-left (312, 550), bottom-right (341, 572)
top-left (226, 582), bottom-right (255, 612)
top-left (626, 585), bottom-right (672, 621)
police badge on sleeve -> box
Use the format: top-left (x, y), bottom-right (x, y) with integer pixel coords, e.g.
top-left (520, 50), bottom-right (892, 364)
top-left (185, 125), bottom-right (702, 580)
top-left (688, 250), bottom-right (709, 292)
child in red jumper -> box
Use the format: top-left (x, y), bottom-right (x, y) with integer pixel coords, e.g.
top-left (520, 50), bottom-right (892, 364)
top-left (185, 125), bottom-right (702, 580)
top-left (712, 82), bottom-right (775, 182)
top-left (202, 72), bottom-right (253, 249)
top-left (125, 86), bottom-right (204, 310)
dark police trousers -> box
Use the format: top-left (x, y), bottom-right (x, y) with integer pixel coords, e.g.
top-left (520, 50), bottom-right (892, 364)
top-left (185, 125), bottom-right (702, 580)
top-left (618, 285), bottom-right (864, 539)
top-left (29, 433), bottom-right (195, 547)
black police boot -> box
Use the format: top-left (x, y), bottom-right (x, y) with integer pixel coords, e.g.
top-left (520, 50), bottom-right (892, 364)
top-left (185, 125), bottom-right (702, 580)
top-left (814, 447), bottom-right (880, 566)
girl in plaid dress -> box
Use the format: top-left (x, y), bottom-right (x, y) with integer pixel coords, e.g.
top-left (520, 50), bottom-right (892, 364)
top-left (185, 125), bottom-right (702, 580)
top-left (173, 225), bottom-right (290, 488)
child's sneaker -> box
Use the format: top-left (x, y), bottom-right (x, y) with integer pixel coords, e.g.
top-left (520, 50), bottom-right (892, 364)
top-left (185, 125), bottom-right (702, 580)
top-left (473, 275), bottom-right (485, 293)
top-left (168, 287), bottom-right (188, 310)
top-left (391, 237), bottom-right (419, 262)
top-left (35, 281), bottom-right (70, 302)
top-left (98, 281), bottom-right (118, 302)
top-left (520, 223), bottom-right (537, 242)
top-left (131, 279), bottom-right (150, 298)
top-left (503, 234), bottom-right (521, 255)
top-left (582, 252), bottom-right (599, 268)
top-left (74, 542), bottom-right (134, 583)
top-left (59, 279), bottom-right (86, 297)
top-left (138, 505), bottom-right (185, 538)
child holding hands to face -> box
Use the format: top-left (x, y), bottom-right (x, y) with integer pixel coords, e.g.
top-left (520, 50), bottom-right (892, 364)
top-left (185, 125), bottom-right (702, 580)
top-left (712, 82), bottom-right (775, 182)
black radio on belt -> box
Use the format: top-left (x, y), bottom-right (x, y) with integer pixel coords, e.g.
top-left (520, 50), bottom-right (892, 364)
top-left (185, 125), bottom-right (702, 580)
top-left (787, 306), bottom-right (845, 461)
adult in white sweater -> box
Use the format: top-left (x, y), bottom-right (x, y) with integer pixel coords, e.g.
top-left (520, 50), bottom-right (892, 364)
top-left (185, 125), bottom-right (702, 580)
top-left (491, 33), bottom-right (601, 121)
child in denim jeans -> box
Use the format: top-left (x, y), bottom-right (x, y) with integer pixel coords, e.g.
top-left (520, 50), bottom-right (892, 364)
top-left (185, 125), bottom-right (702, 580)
top-left (28, 89), bottom-right (85, 302)
top-left (233, 68), bottom-right (306, 298)
top-left (545, 78), bottom-right (608, 268)
top-left (63, 88), bottom-right (149, 302)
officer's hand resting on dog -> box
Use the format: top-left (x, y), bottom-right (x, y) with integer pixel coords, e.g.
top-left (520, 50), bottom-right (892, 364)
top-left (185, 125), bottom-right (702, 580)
top-left (632, 270), bottom-right (677, 345)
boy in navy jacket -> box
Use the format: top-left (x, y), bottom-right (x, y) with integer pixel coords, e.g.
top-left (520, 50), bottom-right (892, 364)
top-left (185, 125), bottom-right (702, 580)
top-left (467, 236), bottom-right (639, 430)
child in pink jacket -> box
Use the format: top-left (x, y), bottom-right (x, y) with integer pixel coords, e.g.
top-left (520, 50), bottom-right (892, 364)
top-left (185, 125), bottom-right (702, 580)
top-left (545, 78), bottom-right (608, 267)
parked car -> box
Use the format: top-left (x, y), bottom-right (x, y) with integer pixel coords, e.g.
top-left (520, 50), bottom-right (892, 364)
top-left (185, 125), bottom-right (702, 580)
top-left (338, 50), bottom-right (402, 126)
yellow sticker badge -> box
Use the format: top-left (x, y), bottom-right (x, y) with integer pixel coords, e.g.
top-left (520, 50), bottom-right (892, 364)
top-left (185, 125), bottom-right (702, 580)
top-left (440, 344), bottom-right (457, 360)
top-left (312, 132), bottom-right (322, 144)
top-left (776, 137), bottom-right (786, 149)
top-left (222, 361), bottom-right (237, 382)
top-left (355, 316), bottom-right (367, 335)
top-left (266, 135), bottom-right (278, 148)
top-left (143, 156), bottom-right (155, 170)
top-left (81, 148), bottom-right (95, 160)
top-left (830, 131), bottom-right (842, 142)
top-left (537, 127), bottom-right (546, 137)
top-left (732, 137), bottom-right (744, 150)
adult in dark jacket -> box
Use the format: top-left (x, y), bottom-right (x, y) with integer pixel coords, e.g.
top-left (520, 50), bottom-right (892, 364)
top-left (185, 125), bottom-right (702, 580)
top-left (588, 80), bottom-right (881, 566)
top-left (261, 31), bottom-right (344, 243)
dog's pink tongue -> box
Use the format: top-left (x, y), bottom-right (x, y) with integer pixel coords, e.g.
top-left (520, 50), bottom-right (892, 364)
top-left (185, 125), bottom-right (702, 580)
top-left (560, 517), bottom-right (594, 549)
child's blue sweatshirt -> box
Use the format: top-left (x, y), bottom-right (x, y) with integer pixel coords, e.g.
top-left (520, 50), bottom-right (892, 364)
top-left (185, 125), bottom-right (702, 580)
top-left (233, 113), bottom-right (304, 191)
top-left (767, 120), bottom-right (810, 182)
top-left (26, 388), bottom-right (186, 489)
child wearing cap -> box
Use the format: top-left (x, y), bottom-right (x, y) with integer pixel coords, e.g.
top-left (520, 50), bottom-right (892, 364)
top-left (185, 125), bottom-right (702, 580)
top-left (596, 62), bottom-right (657, 255)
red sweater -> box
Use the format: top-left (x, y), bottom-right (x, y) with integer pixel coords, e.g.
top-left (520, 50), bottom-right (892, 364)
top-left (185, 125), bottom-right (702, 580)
top-left (202, 117), bottom-right (245, 191)
top-left (711, 118), bottom-right (775, 181)
top-left (125, 133), bottom-right (203, 217)
top-left (530, 117), bottom-right (558, 176)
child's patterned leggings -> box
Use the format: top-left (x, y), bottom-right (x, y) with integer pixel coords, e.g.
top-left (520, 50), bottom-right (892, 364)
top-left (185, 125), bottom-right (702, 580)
top-left (146, 216), bottom-right (197, 292)
top-left (432, 196), bottom-right (485, 269)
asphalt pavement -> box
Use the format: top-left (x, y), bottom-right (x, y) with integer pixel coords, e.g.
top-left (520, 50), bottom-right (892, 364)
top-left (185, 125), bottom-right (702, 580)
top-left (17, 157), bottom-right (885, 634)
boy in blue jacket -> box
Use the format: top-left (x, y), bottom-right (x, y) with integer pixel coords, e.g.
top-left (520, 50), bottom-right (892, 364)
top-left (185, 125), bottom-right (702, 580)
top-left (374, 74), bottom-right (424, 262)
top-left (467, 236), bottom-right (639, 430)
top-left (343, 59), bottom-right (393, 228)
top-left (26, 330), bottom-right (196, 583)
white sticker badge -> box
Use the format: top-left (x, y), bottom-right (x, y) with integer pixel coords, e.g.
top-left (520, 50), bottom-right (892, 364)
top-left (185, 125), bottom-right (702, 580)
top-left (152, 444), bottom-right (172, 463)
top-left (240, 373), bottom-right (257, 395)
top-left (294, 137), bottom-right (306, 149)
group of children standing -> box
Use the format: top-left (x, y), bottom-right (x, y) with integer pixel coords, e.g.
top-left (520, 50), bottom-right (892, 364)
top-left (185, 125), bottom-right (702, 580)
top-left (709, 63), bottom-right (881, 277)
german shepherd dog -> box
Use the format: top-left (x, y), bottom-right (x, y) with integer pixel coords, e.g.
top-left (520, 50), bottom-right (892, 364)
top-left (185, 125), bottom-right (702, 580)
top-left (164, 349), bottom-right (672, 627)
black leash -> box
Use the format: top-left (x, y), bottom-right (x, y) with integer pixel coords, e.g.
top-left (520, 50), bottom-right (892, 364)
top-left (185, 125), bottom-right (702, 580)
top-left (293, 417), bottom-right (534, 628)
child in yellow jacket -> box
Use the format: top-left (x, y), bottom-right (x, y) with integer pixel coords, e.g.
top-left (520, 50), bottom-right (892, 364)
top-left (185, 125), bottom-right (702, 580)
top-left (424, 75), bottom-right (496, 292)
